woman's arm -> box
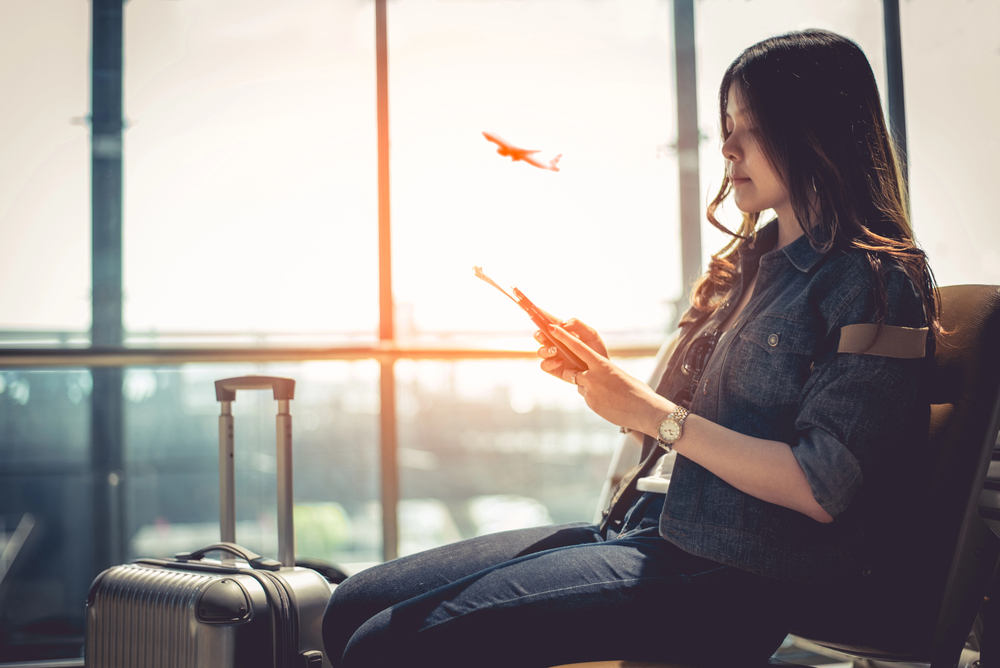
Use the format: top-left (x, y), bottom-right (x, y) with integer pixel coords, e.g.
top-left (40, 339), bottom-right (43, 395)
top-left (654, 409), bottom-right (834, 523)
top-left (542, 323), bottom-right (834, 524)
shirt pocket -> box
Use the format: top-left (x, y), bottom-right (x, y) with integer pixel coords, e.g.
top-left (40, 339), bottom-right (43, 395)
top-left (727, 314), bottom-right (817, 407)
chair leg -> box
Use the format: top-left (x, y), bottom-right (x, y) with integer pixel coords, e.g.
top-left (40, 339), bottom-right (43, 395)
top-left (981, 593), bottom-right (999, 667)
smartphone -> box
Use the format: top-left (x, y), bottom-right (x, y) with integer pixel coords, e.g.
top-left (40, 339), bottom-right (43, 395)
top-left (510, 287), bottom-right (587, 372)
top-left (472, 266), bottom-right (587, 372)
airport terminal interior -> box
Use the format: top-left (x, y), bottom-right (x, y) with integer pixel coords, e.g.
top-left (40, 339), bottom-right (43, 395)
top-left (1, 0), bottom-right (998, 665)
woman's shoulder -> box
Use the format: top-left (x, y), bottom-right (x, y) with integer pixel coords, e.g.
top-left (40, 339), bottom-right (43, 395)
top-left (811, 248), bottom-right (925, 329)
top-left (816, 245), bottom-right (877, 276)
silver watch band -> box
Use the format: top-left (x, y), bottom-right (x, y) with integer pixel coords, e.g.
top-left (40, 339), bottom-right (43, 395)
top-left (656, 406), bottom-right (689, 451)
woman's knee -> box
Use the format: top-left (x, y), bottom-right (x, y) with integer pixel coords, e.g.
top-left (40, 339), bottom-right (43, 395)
top-left (322, 575), bottom-right (360, 630)
top-left (324, 560), bottom-right (401, 618)
top-left (322, 571), bottom-right (387, 667)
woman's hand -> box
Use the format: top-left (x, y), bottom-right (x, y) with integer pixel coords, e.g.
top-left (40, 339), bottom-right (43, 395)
top-left (542, 323), bottom-right (672, 435)
top-left (534, 318), bottom-right (609, 377)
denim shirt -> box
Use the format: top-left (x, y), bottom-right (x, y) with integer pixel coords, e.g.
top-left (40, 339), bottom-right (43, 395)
top-left (604, 220), bottom-right (929, 584)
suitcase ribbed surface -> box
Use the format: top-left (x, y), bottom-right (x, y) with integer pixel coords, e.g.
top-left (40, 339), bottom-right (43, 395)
top-left (86, 564), bottom-right (219, 668)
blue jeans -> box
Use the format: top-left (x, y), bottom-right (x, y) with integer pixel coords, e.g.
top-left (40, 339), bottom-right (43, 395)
top-left (322, 494), bottom-right (793, 668)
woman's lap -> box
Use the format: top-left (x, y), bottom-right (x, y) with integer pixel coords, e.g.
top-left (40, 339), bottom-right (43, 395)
top-left (323, 513), bottom-right (790, 668)
top-left (322, 521), bottom-right (604, 665)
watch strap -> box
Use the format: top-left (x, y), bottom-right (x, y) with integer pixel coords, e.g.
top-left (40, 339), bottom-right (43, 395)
top-left (656, 406), bottom-right (690, 451)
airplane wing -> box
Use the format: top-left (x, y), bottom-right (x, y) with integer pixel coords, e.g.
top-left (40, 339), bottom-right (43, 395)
top-left (482, 131), bottom-right (508, 147)
top-left (482, 131), bottom-right (539, 154)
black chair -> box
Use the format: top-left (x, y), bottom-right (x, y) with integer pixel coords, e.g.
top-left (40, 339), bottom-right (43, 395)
top-left (552, 284), bottom-right (1000, 668)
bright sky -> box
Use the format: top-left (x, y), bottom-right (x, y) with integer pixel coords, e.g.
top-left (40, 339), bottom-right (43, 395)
top-left (0, 0), bottom-right (997, 343)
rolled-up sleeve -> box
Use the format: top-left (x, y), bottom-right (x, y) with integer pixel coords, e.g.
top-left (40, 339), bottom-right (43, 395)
top-left (792, 269), bottom-right (926, 518)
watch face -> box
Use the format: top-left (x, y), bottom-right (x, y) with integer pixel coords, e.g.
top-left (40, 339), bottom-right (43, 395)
top-left (659, 419), bottom-right (681, 443)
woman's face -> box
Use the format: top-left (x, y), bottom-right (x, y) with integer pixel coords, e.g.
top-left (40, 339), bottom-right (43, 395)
top-left (721, 84), bottom-right (791, 219)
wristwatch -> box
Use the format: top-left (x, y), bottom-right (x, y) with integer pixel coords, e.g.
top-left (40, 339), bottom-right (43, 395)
top-left (656, 407), bottom-right (690, 451)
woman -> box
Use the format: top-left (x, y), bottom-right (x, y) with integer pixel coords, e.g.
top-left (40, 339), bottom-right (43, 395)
top-left (322, 29), bottom-right (938, 667)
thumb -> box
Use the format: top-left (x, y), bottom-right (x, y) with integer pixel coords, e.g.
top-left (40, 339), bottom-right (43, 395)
top-left (547, 324), bottom-right (605, 365)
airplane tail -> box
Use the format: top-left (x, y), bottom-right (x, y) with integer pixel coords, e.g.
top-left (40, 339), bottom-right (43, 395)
top-left (549, 154), bottom-right (562, 171)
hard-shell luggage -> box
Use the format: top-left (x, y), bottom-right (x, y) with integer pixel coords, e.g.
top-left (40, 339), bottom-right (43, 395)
top-left (84, 376), bottom-right (335, 668)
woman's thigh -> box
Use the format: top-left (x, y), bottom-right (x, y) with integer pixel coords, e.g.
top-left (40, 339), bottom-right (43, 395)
top-left (323, 522), bottom-right (603, 665)
top-left (335, 534), bottom-right (788, 668)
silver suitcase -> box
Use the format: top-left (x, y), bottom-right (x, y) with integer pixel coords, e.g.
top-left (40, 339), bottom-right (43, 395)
top-left (85, 376), bottom-right (334, 668)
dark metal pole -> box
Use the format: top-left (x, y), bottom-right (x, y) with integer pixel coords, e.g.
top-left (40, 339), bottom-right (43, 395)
top-left (883, 0), bottom-right (909, 197)
top-left (90, 0), bottom-right (126, 573)
top-left (375, 0), bottom-right (399, 562)
top-left (672, 0), bottom-right (702, 317)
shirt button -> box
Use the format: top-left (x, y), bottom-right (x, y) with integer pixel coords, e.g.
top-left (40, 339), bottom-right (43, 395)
top-left (767, 333), bottom-right (780, 347)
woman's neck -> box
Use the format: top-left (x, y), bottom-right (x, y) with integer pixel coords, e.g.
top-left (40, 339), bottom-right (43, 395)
top-left (773, 202), bottom-right (807, 251)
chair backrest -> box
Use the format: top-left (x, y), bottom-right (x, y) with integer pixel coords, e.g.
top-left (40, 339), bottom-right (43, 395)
top-left (792, 285), bottom-right (1000, 666)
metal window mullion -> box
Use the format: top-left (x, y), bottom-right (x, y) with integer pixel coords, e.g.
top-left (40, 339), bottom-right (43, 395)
top-left (375, 0), bottom-right (399, 563)
top-left (90, 0), bottom-right (126, 575)
top-left (672, 0), bottom-right (702, 325)
top-left (883, 0), bottom-right (909, 200)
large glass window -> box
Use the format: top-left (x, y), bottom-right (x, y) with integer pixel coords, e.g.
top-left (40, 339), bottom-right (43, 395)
top-left (0, 2), bottom-right (90, 336)
top-left (385, 0), bottom-right (674, 556)
top-left (1, 369), bottom-right (92, 661)
top-left (123, 0), bottom-right (379, 339)
top-left (123, 362), bottom-right (381, 566)
top-left (395, 358), bottom-right (657, 556)
top-left (899, 0), bottom-right (1000, 287)
top-left (388, 0), bottom-right (682, 345)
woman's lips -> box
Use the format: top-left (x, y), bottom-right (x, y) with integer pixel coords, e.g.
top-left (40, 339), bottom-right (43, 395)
top-left (731, 176), bottom-right (751, 185)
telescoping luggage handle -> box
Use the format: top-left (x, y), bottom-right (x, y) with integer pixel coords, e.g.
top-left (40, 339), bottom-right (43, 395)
top-left (215, 376), bottom-right (296, 568)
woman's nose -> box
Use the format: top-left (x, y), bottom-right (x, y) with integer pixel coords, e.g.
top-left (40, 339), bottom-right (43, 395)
top-left (722, 135), bottom-right (740, 162)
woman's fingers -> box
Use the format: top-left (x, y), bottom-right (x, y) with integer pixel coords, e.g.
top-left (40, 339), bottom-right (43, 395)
top-left (535, 321), bottom-right (609, 381)
top-left (560, 318), bottom-right (592, 336)
top-left (536, 339), bottom-right (565, 378)
top-left (559, 318), bottom-right (609, 358)
top-left (547, 324), bottom-right (602, 363)
top-left (546, 324), bottom-right (606, 384)
top-left (540, 324), bottom-right (661, 432)
top-left (536, 344), bottom-right (560, 360)
top-left (540, 359), bottom-right (564, 378)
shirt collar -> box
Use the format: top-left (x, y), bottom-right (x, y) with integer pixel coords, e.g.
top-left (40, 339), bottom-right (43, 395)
top-left (738, 219), bottom-right (778, 271)
top-left (745, 219), bottom-right (828, 273)
top-left (781, 227), bottom-right (828, 272)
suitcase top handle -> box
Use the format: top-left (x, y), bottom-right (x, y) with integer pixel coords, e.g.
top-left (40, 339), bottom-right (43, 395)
top-left (215, 376), bottom-right (295, 402)
top-left (176, 542), bottom-right (282, 571)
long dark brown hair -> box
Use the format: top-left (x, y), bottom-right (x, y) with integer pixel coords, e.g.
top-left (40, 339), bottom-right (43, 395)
top-left (693, 29), bottom-right (939, 335)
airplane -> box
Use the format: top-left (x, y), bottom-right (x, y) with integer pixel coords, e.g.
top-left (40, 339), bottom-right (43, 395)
top-left (482, 131), bottom-right (562, 172)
